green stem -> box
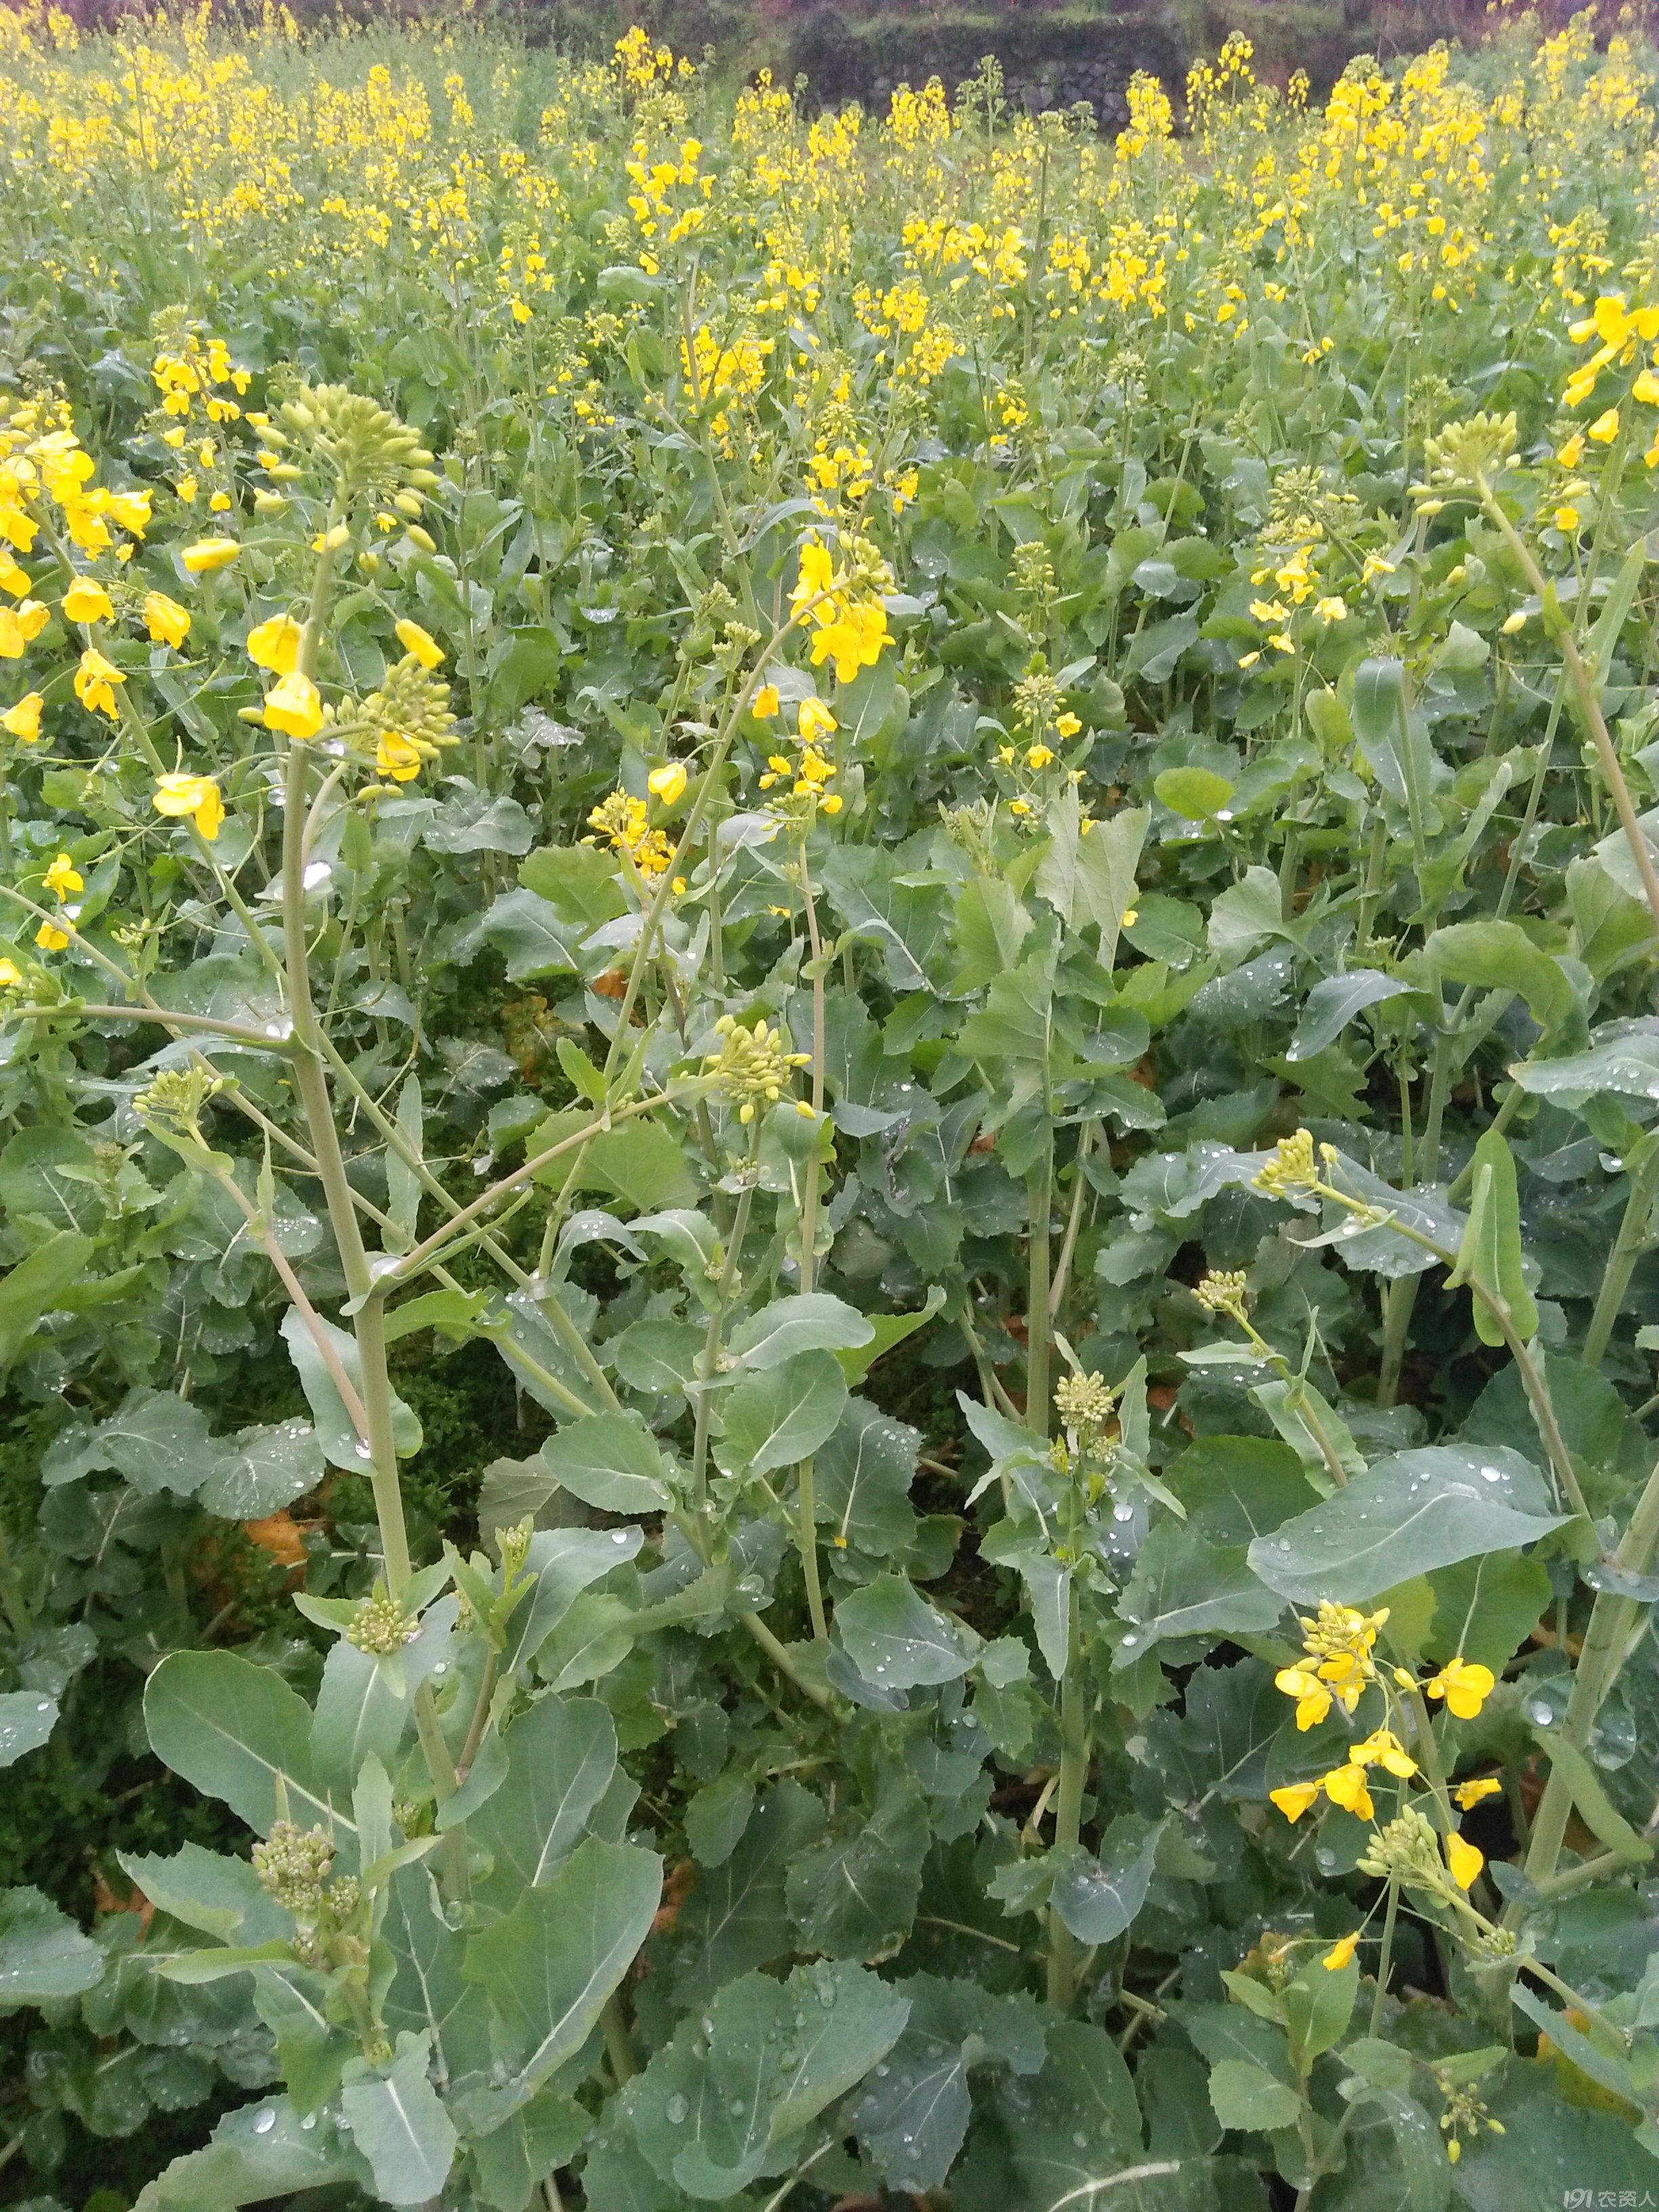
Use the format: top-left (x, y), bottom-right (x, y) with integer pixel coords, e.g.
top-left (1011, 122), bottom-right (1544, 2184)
top-left (1582, 1134), bottom-right (1659, 1371)
top-left (1046, 1587), bottom-right (1089, 2013)
top-left (1026, 1141), bottom-right (1053, 1433)
top-left (1369, 1883), bottom-right (1399, 2035)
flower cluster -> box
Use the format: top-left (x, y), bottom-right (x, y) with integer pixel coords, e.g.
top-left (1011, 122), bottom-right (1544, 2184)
top-left (704, 1014), bottom-right (811, 1124)
top-left (788, 533), bottom-right (892, 684)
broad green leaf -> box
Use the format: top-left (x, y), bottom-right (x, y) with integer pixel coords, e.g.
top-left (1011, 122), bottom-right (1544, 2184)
top-left (197, 1417), bottom-right (325, 1519)
top-left (1282, 1955), bottom-right (1358, 2073)
top-left (1115, 1522), bottom-right (1284, 1664)
top-left (119, 1843), bottom-right (291, 1946)
top-left (661, 1780), bottom-right (827, 2005)
top-left (0, 1229), bottom-right (94, 1366)
top-left (952, 872), bottom-right (1033, 990)
top-left (470, 1693), bottom-right (619, 1910)
top-left (506, 1526), bottom-right (644, 1675)
top-left (950, 2021), bottom-right (1145, 2212)
top-left (1166, 1435), bottom-right (1316, 1545)
top-left (463, 1835), bottom-right (663, 2098)
top-left (133, 2098), bottom-right (366, 2210)
top-left (537, 1412), bottom-right (671, 1513)
top-left (612, 1315), bottom-right (703, 1393)
top-left (835, 1575), bottom-right (978, 1687)
top-left (382, 1866), bottom-right (494, 2091)
top-left (0, 1688), bottom-right (57, 1767)
top-left (834, 1286), bottom-right (945, 1385)
top-left (784, 1769), bottom-right (931, 1960)
top-left (41, 1385), bottom-right (213, 1496)
top-left (851, 1973), bottom-right (1045, 2193)
top-left (1448, 1126), bottom-right (1539, 1347)
top-left (480, 886), bottom-right (586, 979)
top-left (726, 1291), bottom-right (874, 1369)
top-left (0, 1884), bottom-right (104, 2007)
top-left (624, 1959), bottom-right (910, 2200)
top-left (279, 1309), bottom-right (422, 1469)
top-left (339, 2032), bottom-right (457, 2206)
top-left (0, 1124), bottom-right (106, 1235)
top-left (144, 1650), bottom-right (354, 1851)
top-left (1511, 1027), bottom-right (1659, 1106)
top-left (1426, 1550), bottom-right (1551, 1671)
top-left (1206, 2056), bottom-right (1301, 2132)
top-left (717, 1349), bottom-right (847, 1477)
top-left (1288, 970), bottom-right (1409, 1061)
top-left (813, 1396), bottom-right (920, 1556)
top-left (1155, 764), bottom-right (1235, 820)
top-left (1207, 865), bottom-right (1287, 963)
top-left (1422, 919), bottom-right (1576, 1042)
top-left (1248, 1446), bottom-right (1570, 1605)
top-left (1047, 1816), bottom-right (1166, 1944)
top-left (684, 1774), bottom-right (756, 1869)
top-left (310, 1599), bottom-right (455, 1790)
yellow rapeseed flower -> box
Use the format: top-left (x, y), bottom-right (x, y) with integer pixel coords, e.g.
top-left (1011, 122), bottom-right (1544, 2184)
top-left (44, 853), bottom-right (83, 897)
top-left (74, 648), bottom-right (124, 718)
top-left (180, 537), bottom-right (240, 574)
top-left (648, 762), bottom-right (687, 804)
top-left (263, 671), bottom-right (323, 739)
top-left (1424, 1657), bottom-right (1495, 1719)
top-left (2, 693), bottom-right (42, 742)
top-left (62, 577), bottom-right (113, 623)
top-left (247, 615), bottom-right (303, 674)
top-left (394, 617), bottom-right (444, 669)
top-left (375, 731), bottom-right (424, 781)
top-left (144, 592), bottom-right (191, 648)
top-left (152, 773), bottom-right (225, 840)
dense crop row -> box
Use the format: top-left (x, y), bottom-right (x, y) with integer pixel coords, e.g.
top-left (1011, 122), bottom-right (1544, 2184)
top-left (1, 6), bottom-right (1658, 2208)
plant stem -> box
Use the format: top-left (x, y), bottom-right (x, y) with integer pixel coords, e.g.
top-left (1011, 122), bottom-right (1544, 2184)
top-left (1583, 1133), bottom-right (1659, 1370)
top-left (1369, 1882), bottom-right (1399, 2034)
top-left (1026, 1138), bottom-right (1053, 1432)
top-left (1046, 1585), bottom-right (1088, 2012)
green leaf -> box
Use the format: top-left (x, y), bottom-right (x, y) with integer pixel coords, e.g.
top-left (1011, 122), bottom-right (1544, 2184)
top-left (950, 2021), bottom-right (1145, 2212)
top-left (623, 1959), bottom-right (910, 2200)
top-left (537, 1413), bottom-right (671, 1513)
top-left (0, 1884), bottom-right (104, 2007)
top-left (1115, 1521), bottom-right (1285, 1664)
top-left (813, 1397), bottom-right (920, 1556)
top-left (1288, 970), bottom-right (1409, 1061)
top-left (1422, 919), bottom-right (1576, 1043)
top-left (0, 1124), bottom-right (106, 1235)
top-left (1282, 1955), bottom-right (1359, 2074)
top-left (480, 886), bottom-right (587, 979)
top-left (0, 1229), bottom-right (94, 1366)
top-left (463, 1835), bottom-right (663, 2100)
top-left (1448, 1126), bottom-right (1539, 1347)
top-left (662, 1780), bottom-right (827, 2005)
top-left (952, 873), bottom-right (1033, 990)
top-left (836, 1576), bottom-right (978, 1687)
top-left (1047, 1815), bottom-right (1166, 1944)
top-left (1529, 1733), bottom-right (1652, 1863)
top-left (726, 1292), bottom-right (874, 1369)
top-left (41, 1385), bottom-right (214, 1496)
top-left (684, 1774), bottom-right (756, 1869)
top-left (612, 1315), bottom-right (703, 1394)
top-left (144, 1650), bottom-right (353, 1851)
top-left (197, 1418), bottom-right (325, 1519)
top-left (1248, 1446), bottom-right (1570, 1605)
top-left (1208, 865), bottom-right (1288, 963)
top-left (118, 1843), bottom-right (291, 1946)
top-left (956, 954), bottom-right (1054, 1067)
top-left (1154, 764), bottom-right (1235, 820)
top-left (0, 1688), bottom-right (57, 1768)
top-left (581, 1120), bottom-right (700, 1212)
top-left (784, 1769), bottom-right (931, 1961)
top-left (506, 1526), bottom-right (644, 1674)
top-left (1206, 2057), bottom-right (1301, 2132)
top-left (471, 1693), bottom-right (619, 1912)
top-left (834, 1286), bottom-right (945, 1385)
top-left (310, 1601), bottom-right (455, 1790)
top-left (717, 1349), bottom-right (847, 1477)
top-left (1425, 1551), bottom-right (1551, 1671)
top-left (133, 2097), bottom-right (365, 2209)
top-left (279, 1309), bottom-right (422, 1469)
top-left (339, 2032), bottom-right (457, 2206)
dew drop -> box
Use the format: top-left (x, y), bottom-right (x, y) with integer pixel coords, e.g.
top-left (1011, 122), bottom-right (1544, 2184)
top-left (874, 2063), bottom-right (890, 2078)
top-left (252, 2108), bottom-right (276, 2135)
top-left (300, 2114), bottom-right (316, 2130)
top-left (1073, 2131), bottom-right (1088, 2148)
top-left (665, 2094), bottom-right (688, 2125)
top-left (1528, 1698), bottom-right (1557, 1727)
top-left (610, 1529), bottom-right (631, 1544)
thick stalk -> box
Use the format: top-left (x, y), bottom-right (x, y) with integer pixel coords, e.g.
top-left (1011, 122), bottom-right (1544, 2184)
top-left (1046, 1586), bottom-right (1089, 2012)
top-left (1025, 1138), bottom-right (1054, 1433)
top-left (1511, 1454), bottom-right (1659, 1905)
top-left (1479, 477), bottom-right (1659, 939)
top-left (1582, 1135), bottom-right (1659, 1371)
top-left (793, 844), bottom-right (829, 1642)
